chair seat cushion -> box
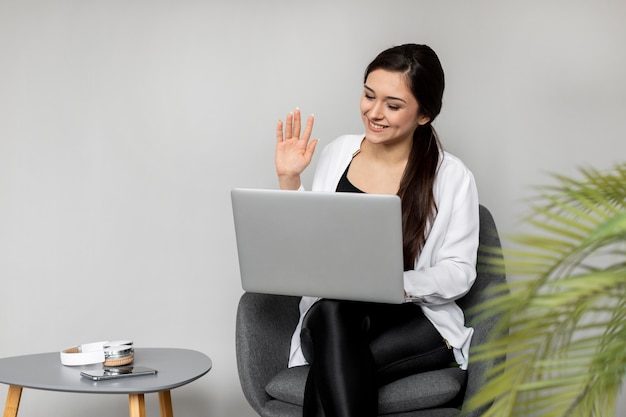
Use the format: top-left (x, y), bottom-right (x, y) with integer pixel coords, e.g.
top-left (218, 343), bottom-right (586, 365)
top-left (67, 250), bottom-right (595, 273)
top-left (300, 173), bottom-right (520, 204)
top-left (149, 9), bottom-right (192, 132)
top-left (265, 365), bottom-right (466, 413)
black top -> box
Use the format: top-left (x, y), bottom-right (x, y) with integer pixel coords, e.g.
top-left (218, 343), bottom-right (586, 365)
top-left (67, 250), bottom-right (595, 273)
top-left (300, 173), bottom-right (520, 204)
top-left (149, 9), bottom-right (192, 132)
top-left (336, 162), bottom-right (364, 193)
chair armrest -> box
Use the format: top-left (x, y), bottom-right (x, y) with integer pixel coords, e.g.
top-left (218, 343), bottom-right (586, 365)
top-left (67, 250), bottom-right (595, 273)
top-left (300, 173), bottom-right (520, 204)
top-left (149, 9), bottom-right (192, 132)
top-left (236, 292), bottom-right (301, 414)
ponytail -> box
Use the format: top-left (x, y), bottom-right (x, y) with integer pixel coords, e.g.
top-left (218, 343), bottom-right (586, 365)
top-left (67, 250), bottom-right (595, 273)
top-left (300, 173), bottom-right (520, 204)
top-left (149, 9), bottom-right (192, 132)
top-left (398, 123), bottom-right (441, 270)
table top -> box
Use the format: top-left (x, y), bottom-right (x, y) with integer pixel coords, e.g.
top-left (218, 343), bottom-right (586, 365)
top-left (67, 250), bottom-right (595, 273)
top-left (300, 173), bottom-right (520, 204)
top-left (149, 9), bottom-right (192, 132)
top-left (0, 348), bottom-right (211, 394)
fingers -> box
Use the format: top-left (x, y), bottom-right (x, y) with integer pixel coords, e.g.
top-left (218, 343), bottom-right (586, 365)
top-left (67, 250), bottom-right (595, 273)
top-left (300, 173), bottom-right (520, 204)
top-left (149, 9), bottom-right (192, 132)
top-left (275, 120), bottom-right (283, 143)
top-left (306, 138), bottom-right (319, 159)
top-left (302, 114), bottom-right (314, 142)
top-left (276, 108), bottom-right (315, 143)
top-left (284, 112), bottom-right (293, 139)
top-left (293, 108), bottom-right (301, 140)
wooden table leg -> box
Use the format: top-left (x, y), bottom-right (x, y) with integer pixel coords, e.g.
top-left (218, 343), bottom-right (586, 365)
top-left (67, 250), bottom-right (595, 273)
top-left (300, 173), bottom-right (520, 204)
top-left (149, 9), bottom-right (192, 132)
top-left (128, 393), bottom-right (146, 417)
top-left (3, 386), bottom-right (22, 417)
top-left (158, 390), bottom-right (173, 417)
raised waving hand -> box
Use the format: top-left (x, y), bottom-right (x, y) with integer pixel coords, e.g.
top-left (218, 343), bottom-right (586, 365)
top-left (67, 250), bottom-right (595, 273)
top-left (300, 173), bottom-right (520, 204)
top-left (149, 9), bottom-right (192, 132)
top-left (275, 108), bottom-right (319, 190)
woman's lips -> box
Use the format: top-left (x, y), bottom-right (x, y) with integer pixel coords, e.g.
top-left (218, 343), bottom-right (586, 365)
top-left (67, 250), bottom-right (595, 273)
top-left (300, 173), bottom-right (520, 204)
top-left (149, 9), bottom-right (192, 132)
top-left (368, 120), bottom-right (387, 131)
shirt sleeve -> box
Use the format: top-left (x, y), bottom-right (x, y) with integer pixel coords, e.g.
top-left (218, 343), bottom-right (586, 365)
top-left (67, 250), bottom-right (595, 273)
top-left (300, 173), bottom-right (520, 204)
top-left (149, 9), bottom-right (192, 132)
top-left (403, 155), bottom-right (480, 305)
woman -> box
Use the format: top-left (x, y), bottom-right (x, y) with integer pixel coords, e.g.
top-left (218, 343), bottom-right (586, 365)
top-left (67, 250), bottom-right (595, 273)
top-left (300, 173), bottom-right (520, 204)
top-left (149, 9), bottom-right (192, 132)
top-left (275, 44), bottom-right (479, 417)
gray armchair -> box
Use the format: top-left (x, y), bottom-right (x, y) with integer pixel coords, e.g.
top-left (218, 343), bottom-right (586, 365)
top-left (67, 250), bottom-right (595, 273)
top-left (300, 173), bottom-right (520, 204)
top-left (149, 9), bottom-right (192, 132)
top-left (236, 205), bottom-right (506, 417)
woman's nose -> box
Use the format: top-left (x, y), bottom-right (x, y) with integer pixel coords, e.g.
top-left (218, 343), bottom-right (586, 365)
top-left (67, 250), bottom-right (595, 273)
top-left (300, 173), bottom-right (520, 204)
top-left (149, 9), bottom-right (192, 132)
top-left (368, 101), bottom-right (384, 119)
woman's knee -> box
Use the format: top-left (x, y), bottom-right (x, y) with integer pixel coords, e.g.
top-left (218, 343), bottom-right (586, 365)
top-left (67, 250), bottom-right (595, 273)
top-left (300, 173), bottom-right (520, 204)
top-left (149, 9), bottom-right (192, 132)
top-left (304, 300), bottom-right (365, 329)
top-left (301, 300), bottom-right (368, 363)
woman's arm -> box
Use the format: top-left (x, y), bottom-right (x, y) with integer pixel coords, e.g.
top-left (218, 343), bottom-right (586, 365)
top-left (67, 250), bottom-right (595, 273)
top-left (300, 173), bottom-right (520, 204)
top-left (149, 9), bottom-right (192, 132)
top-left (403, 155), bottom-right (480, 305)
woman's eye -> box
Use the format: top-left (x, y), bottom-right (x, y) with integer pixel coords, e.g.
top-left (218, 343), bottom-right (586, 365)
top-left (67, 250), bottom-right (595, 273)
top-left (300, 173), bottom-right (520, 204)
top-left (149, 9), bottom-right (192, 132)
top-left (364, 93), bottom-right (375, 100)
top-left (387, 104), bottom-right (400, 110)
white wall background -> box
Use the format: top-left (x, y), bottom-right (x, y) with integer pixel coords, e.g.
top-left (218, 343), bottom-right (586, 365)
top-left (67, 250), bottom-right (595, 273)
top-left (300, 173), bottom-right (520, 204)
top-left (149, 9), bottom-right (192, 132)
top-left (1, 1), bottom-right (625, 416)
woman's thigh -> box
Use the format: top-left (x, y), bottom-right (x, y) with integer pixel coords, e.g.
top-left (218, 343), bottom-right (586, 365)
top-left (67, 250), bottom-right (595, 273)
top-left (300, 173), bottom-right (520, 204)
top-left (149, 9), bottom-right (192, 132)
top-left (302, 300), bottom-right (454, 385)
top-left (366, 303), bottom-right (455, 385)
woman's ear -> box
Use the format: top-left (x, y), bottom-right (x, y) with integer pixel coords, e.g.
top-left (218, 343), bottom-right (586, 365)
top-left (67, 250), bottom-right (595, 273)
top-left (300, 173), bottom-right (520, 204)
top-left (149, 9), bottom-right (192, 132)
top-left (417, 114), bottom-right (431, 126)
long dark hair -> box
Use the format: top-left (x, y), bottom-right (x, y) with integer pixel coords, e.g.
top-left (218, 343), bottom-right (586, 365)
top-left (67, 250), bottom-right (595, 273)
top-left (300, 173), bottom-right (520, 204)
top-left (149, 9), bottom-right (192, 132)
top-left (364, 44), bottom-right (445, 270)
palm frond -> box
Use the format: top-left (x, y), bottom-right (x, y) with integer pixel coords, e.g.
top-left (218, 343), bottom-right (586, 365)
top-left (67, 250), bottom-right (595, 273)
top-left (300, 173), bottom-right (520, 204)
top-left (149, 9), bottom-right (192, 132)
top-left (466, 162), bottom-right (626, 417)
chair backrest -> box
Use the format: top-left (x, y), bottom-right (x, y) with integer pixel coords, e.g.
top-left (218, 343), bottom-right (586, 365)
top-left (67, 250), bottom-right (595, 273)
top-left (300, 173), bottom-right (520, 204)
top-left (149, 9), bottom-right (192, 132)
top-left (457, 205), bottom-right (507, 417)
top-left (457, 205), bottom-right (506, 315)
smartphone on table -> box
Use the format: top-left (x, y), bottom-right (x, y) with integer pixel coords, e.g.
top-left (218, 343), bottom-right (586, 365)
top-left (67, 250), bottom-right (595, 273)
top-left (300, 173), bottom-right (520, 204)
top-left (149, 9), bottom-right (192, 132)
top-left (80, 366), bottom-right (157, 381)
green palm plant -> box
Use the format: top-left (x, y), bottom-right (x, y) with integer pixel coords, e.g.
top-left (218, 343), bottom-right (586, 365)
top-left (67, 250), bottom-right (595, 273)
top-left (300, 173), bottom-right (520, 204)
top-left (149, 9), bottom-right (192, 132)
top-left (466, 163), bottom-right (626, 417)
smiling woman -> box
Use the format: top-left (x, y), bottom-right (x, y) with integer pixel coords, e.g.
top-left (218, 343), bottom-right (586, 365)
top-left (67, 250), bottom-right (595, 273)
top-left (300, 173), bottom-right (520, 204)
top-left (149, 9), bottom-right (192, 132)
top-left (271, 44), bottom-right (480, 417)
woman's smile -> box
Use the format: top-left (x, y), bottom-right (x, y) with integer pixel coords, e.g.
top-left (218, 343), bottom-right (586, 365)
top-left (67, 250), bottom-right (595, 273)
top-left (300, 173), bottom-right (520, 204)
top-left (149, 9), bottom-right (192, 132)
top-left (367, 119), bottom-right (388, 132)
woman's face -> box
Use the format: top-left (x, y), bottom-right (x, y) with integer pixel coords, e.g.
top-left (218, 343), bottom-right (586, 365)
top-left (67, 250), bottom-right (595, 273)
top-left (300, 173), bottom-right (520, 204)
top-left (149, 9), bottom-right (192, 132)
top-left (360, 69), bottom-right (429, 147)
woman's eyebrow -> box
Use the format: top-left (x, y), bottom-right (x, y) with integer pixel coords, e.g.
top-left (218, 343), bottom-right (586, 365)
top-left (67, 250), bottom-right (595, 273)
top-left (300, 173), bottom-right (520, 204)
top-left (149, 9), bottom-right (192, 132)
top-left (364, 85), bottom-right (407, 103)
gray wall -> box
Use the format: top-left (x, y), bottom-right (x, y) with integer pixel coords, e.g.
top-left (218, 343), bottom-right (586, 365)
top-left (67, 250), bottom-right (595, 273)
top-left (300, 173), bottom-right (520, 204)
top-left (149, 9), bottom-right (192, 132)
top-left (1, 1), bottom-right (625, 416)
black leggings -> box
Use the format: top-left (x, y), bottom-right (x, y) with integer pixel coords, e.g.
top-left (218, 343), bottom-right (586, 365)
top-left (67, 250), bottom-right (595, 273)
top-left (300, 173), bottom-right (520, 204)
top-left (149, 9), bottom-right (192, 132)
top-left (300, 299), bottom-right (455, 417)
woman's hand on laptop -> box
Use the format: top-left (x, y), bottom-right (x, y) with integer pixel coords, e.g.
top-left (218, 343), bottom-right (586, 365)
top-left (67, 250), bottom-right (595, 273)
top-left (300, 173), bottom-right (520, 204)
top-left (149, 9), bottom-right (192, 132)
top-left (275, 108), bottom-right (319, 190)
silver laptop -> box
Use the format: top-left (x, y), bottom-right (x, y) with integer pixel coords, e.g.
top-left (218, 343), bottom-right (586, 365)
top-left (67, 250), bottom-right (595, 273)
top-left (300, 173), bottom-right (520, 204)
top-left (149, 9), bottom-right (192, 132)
top-left (231, 188), bottom-right (406, 304)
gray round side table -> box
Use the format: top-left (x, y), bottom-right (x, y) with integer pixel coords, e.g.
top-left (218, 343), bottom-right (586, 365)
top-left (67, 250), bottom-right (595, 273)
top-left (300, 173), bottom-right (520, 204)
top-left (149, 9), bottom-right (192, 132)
top-left (0, 347), bottom-right (212, 417)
